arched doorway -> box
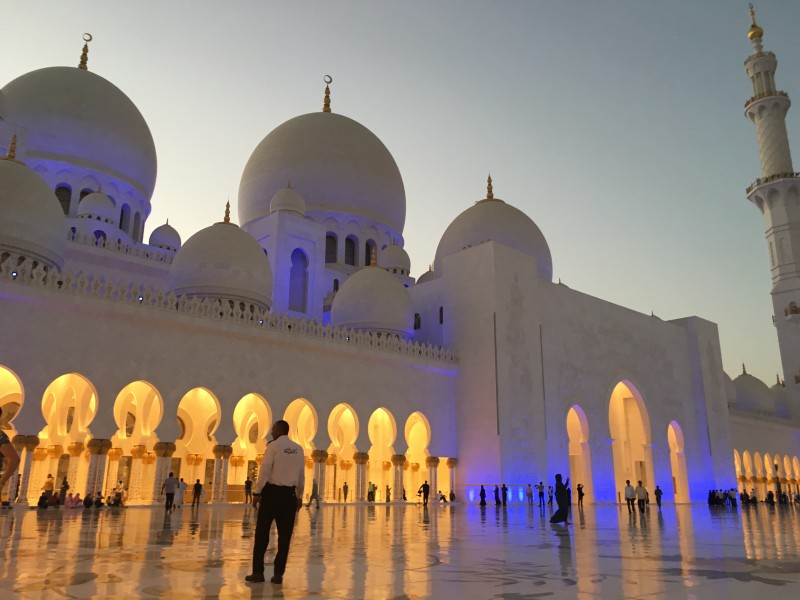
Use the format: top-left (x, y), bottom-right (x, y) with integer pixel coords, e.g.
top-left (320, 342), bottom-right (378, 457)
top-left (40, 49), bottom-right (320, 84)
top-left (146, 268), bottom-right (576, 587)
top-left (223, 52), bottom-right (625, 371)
top-left (0, 365), bottom-right (23, 436)
top-left (753, 452), bottom-right (765, 499)
top-left (284, 398), bottom-right (317, 500)
top-left (367, 408), bottom-right (396, 502)
top-left (667, 421), bottom-right (689, 503)
top-left (404, 412), bottom-right (431, 499)
top-left (232, 393), bottom-right (271, 501)
top-left (733, 450), bottom-right (743, 493)
top-left (288, 249), bottom-right (309, 313)
top-left (764, 453), bottom-right (776, 496)
top-left (567, 405), bottom-right (594, 504)
top-left (327, 404), bottom-right (359, 501)
top-left (608, 381), bottom-right (654, 502)
top-left (175, 388), bottom-right (221, 501)
top-left (742, 451), bottom-right (754, 496)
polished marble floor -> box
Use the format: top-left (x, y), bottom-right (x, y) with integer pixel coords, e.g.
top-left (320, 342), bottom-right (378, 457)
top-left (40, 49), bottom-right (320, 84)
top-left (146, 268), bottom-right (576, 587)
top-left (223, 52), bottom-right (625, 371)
top-left (1, 501), bottom-right (799, 599)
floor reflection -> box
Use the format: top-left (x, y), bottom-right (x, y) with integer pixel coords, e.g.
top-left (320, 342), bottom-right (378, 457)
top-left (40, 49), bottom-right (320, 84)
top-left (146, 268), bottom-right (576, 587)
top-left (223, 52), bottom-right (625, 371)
top-left (1, 502), bottom-right (800, 599)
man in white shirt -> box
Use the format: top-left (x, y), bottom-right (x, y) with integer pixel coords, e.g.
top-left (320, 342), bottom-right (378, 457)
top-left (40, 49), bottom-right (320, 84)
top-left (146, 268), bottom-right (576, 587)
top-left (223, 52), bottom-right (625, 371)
top-left (624, 480), bottom-right (635, 513)
top-left (246, 420), bottom-right (305, 586)
top-left (161, 472), bottom-right (179, 511)
top-left (634, 480), bottom-right (648, 512)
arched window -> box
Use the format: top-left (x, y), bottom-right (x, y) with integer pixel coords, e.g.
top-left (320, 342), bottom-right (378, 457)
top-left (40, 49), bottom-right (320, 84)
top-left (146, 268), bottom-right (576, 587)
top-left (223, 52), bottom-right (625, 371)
top-left (55, 185), bottom-right (71, 215)
top-left (414, 313), bottom-right (421, 330)
top-left (345, 236), bottom-right (357, 266)
top-left (439, 306), bottom-right (444, 324)
top-left (132, 212), bottom-right (142, 241)
top-left (94, 230), bottom-right (107, 246)
top-left (289, 248), bottom-right (309, 312)
top-left (120, 204), bottom-right (131, 233)
top-left (365, 239), bottom-right (377, 266)
top-left (325, 233), bottom-right (338, 263)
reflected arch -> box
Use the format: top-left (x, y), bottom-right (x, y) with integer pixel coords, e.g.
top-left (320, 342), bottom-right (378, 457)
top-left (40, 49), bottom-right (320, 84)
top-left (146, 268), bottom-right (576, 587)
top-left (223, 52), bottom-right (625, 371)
top-left (567, 405), bottom-right (594, 503)
top-left (608, 380), bottom-right (654, 501)
top-left (667, 421), bottom-right (689, 503)
top-left (0, 365), bottom-right (24, 436)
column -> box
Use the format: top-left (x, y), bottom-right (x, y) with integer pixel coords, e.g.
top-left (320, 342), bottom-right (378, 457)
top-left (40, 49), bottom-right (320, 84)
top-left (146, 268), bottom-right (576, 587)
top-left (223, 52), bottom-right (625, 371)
top-left (46, 445), bottom-right (63, 481)
top-left (325, 453), bottom-right (337, 501)
top-left (312, 450), bottom-right (328, 504)
top-left (426, 457), bottom-right (440, 499)
top-left (12, 435), bottom-right (39, 504)
top-left (85, 439), bottom-right (112, 499)
top-left (354, 452), bottom-right (368, 501)
top-left (67, 442), bottom-right (85, 491)
top-left (127, 445), bottom-right (147, 504)
top-left (391, 454), bottom-right (405, 503)
top-left (105, 448), bottom-right (123, 497)
top-left (447, 458), bottom-right (458, 494)
top-left (212, 445), bottom-right (232, 503)
top-left (27, 446), bottom-right (49, 501)
top-left (152, 442), bottom-right (176, 504)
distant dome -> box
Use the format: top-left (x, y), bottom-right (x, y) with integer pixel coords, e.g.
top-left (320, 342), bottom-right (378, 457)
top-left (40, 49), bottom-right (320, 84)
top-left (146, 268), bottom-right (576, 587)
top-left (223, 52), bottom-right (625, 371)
top-left (416, 268), bottom-right (435, 285)
top-left (1, 66), bottom-right (157, 199)
top-left (379, 243), bottom-right (410, 273)
top-left (270, 186), bottom-right (306, 216)
top-left (149, 221), bottom-right (181, 252)
top-left (435, 193), bottom-right (552, 281)
top-left (732, 372), bottom-right (775, 415)
top-left (168, 221), bottom-right (272, 309)
top-left (0, 156), bottom-right (66, 269)
top-left (331, 267), bottom-right (414, 337)
top-left (239, 112), bottom-right (405, 233)
top-left (78, 191), bottom-right (117, 224)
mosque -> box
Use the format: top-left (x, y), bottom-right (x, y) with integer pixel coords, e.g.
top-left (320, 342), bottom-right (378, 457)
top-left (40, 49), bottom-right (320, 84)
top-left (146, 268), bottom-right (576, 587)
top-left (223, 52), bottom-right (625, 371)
top-left (0, 9), bottom-right (798, 507)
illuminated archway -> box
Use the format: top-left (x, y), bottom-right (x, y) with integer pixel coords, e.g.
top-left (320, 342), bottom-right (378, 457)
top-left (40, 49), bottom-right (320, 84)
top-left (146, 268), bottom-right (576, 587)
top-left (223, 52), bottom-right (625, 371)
top-left (742, 451), bottom-right (754, 496)
top-left (231, 393), bottom-right (272, 493)
top-left (367, 407), bottom-right (396, 502)
top-left (284, 398), bottom-right (318, 499)
top-left (794, 457), bottom-right (800, 494)
top-left (608, 381), bottom-right (654, 501)
top-left (753, 452), bottom-right (765, 499)
top-left (733, 450), bottom-right (743, 493)
top-left (112, 381), bottom-right (163, 449)
top-left (783, 455), bottom-right (794, 494)
top-left (764, 453), bottom-right (776, 496)
top-left (567, 405), bottom-right (594, 503)
top-left (175, 387), bottom-right (221, 496)
top-left (667, 421), bottom-right (689, 503)
top-left (327, 404), bottom-right (358, 500)
top-left (404, 412), bottom-right (431, 497)
top-left (0, 365), bottom-right (23, 437)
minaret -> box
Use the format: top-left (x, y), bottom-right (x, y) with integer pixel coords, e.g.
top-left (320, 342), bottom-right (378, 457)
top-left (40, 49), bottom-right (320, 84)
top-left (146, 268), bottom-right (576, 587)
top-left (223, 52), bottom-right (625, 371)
top-left (744, 5), bottom-right (800, 386)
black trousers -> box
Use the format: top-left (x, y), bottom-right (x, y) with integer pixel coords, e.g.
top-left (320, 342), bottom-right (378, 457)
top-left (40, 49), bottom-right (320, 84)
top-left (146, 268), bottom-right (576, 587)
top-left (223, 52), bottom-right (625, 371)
top-left (165, 493), bottom-right (174, 510)
top-left (637, 498), bottom-right (646, 512)
top-left (626, 498), bottom-right (635, 512)
top-left (252, 485), bottom-right (298, 577)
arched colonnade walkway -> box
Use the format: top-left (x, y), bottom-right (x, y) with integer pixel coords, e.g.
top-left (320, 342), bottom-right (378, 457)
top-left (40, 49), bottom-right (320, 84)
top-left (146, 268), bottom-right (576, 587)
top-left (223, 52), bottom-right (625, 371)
top-left (733, 448), bottom-right (800, 500)
top-left (0, 366), bottom-right (456, 506)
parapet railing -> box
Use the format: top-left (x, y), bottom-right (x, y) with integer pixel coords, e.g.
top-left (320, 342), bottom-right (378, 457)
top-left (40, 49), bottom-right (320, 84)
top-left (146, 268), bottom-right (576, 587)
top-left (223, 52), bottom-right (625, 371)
top-left (0, 255), bottom-right (458, 366)
top-left (67, 230), bottom-right (175, 264)
top-left (744, 89), bottom-right (788, 109)
top-left (746, 171), bottom-right (800, 195)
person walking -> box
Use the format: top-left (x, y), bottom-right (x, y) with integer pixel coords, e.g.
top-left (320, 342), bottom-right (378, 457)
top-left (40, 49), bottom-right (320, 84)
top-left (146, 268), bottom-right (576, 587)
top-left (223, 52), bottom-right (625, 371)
top-left (418, 480), bottom-right (430, 506)
top-left (624, 480), bottom-right (635, 513)
top-left (549, 474), bottom-right (571, 525)
top-left (162, 472), bottom-right (179, 511)
top-left (59, 477), bottom-right (70, 505)
top-left (246, 420), bottom-right (305, 586)
top-left (493, 485), bottom-right (501, 505)
top-left (244, 478), bottom-right (252, 504)
top-left (306, 478), bottom-right (320, 508)
top-left (192, 479), bottom-right (203, 507)
top-left (526, 484), bottom-right (534, 506)
top-left (0, 408), bottom-right (20, 506)
top-left (577, 483), bottom-right (585, 507)
top-left (479, 485), bottom-right (487, 506)
top-left (547, 486), bottom-right (554, 506)
top-left (654, 485), bottom-right (663, 509)
top-left (635, 480), bottom-right (648, 513)
top-left (536, 481), bottom-right (545, 506)
top-left (343, 481), bottom-right (349, 503)
top-left (175, 478), bottom-right (187, 509)
top-left (501, 483), bottom-right (508, 506)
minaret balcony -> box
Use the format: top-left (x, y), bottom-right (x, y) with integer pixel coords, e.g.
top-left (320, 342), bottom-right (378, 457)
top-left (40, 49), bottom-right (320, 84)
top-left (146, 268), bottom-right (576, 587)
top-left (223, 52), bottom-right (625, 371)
top-left (744, 90), bottom-right (788, 110)
top-left (746, 172), bottom-right (800, 195)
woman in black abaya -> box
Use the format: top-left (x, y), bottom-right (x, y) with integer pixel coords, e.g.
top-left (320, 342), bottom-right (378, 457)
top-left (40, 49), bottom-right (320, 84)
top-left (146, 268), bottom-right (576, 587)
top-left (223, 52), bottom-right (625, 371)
top-left (549, 473), bottom-right (570, 524)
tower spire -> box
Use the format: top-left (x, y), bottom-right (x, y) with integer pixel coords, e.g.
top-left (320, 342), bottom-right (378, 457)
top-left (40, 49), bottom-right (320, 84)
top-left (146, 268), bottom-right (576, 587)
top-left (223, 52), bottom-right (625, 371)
top-left (3, 134), bottom-right (18, 161)
top-left (78, 33), bottom-right (92, 70)
top-left (322, 75), bottom-right (332, 113)
top-left (223, 200), bottom-right (231, 224)
top-left (486, 174), bottom-right (494, 200)
top-left (748, 4), bottom-right (764, 51)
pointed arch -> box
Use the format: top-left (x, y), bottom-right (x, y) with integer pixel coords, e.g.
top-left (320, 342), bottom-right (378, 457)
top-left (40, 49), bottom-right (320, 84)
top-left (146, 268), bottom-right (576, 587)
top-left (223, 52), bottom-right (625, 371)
top-left (367, 407), bottom-right (397, 501)
top-left (111, 381), bottom-right (163, 449)
top-left (40, 373), bottom-right (99, 445)
top-left (567, 404), bottom-right (594, 503)
top-left (667, 421), bottom-right (689, 503)
top-left (0, 365), bottom-right (24, 436)
top-left (608, 380), bottom-right (654, 500)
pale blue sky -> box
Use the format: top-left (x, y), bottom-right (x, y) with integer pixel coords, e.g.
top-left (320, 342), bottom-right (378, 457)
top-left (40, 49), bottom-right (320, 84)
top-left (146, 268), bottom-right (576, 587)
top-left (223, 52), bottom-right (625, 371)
top-left (2, 1), bottom-right (797, 386)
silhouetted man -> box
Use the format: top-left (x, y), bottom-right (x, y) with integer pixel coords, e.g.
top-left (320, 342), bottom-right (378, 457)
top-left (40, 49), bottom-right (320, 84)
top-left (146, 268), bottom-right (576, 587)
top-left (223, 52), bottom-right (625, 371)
top-left (418, 480), bottom-right (430, 506)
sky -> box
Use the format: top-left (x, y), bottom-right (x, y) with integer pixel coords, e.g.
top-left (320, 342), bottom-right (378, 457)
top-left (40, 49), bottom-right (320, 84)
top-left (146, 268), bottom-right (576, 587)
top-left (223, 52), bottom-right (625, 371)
top-left (2, 1), bottom-right (798, 386)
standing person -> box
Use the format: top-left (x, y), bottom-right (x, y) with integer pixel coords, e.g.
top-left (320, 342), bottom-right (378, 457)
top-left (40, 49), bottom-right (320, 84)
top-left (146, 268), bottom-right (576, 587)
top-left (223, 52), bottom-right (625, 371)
top-left (192, 479), bottom-right (203, 507)
top-left (246, 420), bottom-right (304, 585)
top-left (367, 481), bottom-right (374, 502)
top-left (244, 478), bottom-right (252, 504)
top-left (306, 478), bottom-right (320, 508)
top-left (577, 483), bottom-right (585, 507)
top-left (175, 478), bottom-right (187, 509)
top-left (41, 474), bottom-right (55, 500)
top-left (501, 483), bottom-right (508, 506)
top-left (547, 486), bottom-right (554, 506)
top-left (536, 481), bottom-right (545, 506)
top-left (162, 472), bottom-right (179, 511)
top-left (418, 480), bottom-right (430, 506)
top-left (624, 480), bottom-right (635, 513)
top-left (59, 477), bottom-right (69, 505)
top-left (549, 474), bottom-right (571, 525)
top-left (343, 481), bottom-right (349, 503)
top-left (479, 485), bottom-right (487, 506)
top-left (635, 480), bottom-right (648, 513)
top-left (0, 409), bottom-right (20, 506)
top-left (385, 485), bottom-right (391, 503)
top-left (526, 484), bottom-right (534, 506)
top-left (493, 485), bottom-right (501, 505)
top-left (654, 485), bottom-right (663, 509)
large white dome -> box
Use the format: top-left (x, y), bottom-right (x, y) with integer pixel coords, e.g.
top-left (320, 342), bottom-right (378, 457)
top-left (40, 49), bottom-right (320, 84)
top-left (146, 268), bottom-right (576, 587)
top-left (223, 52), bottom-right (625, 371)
top-left (732, 372), bottom-right (775, 415)
top-left (435, 192), bottom-right (552, 281)
top-left (238, 112), bottom-right (405, 233)
top-left (168, 221), bottom-right (273, 309)
top-left (149, 221), bottom-right (181, 252)
top-left (1, 66), bottom-right (157, 199)
top-left (0, 156), bottom-right (66, 268)
top-left (331, 267), bottom-right (414, 337)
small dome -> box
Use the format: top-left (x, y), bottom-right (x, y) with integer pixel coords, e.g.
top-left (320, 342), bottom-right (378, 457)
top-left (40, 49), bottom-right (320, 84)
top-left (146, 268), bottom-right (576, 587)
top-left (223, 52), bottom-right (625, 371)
top-left (1, 66), bottom-right (157, 199)
top-left (331, 267), bottom-right (414, 337)
top-left (167, 221), bottom-right (272, 309)
top-left (416, 268), bottom-right (435, 285)
top-left (78, 191), bottom-right (117, 224)
top-left (149, 221), bottom-right (181, 252)
top-left (379, 243), bottom-right (410, 272)
top-left (732, 372), bottom-right (775, 415)
top-left (270, 186), bottom-right (306, 216)
top-left (239, 112), bottom-right (405, 234)
top-left (435, 194), bottom-right (552, 281)
top-left (0, 156), bottom-right (66, 268)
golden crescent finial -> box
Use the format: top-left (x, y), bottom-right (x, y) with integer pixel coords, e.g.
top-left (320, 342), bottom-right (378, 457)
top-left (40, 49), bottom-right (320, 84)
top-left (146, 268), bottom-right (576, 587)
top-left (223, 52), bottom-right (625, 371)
top-left (486, 174), bottom-right (494, 200)
top-left (747, 4), bottom-right (763, 41)
top-left (323, 75), bottom-right (332, 113)
top-left (78, 33), bottom-right (93, 70)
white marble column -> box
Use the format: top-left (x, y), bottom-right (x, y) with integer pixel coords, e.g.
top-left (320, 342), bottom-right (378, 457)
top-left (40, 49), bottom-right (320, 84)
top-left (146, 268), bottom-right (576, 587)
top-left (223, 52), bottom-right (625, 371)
top-left (12, 435), bottom-right (38, 504)
top-left (312, 450), bottom-right (328, 504)
top-left (26, 447), bottom-right (49, 501)
top-left (151, 442), bottom-right (176, 504)
top-left (354, 453), bottom-right (368, 501)
top-left (447, 458), bottom-right (458, 494)
top-left (211, 445), bottom-right (232, 503)
top-left (391, 454), bottom-right (405, 503)
top-left (105, 448), bottom-right (123, 497)
top-left (84, 439), bottom-right (112, 499)
top-left (426, 456), bottom-right (440, 500)
top-left (325, 454), bottom-right (337, 500)
top-left (66, 442), bottom-right (84, 492)
top-left (126, 445), bottom-right (148, 504)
